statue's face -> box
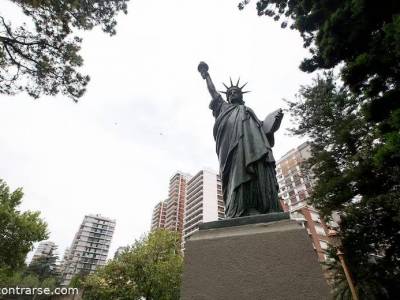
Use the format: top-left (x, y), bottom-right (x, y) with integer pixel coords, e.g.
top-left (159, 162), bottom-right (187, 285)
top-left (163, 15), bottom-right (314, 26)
top-left (228, 88), bottom-right (243, 104)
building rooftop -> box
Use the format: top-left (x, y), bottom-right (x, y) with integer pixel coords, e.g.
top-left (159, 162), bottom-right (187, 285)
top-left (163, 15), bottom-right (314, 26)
top-left (86, 214), bottom-right (116, 222)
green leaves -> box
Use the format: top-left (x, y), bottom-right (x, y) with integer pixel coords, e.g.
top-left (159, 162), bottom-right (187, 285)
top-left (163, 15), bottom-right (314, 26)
top-left (0, 179), bottom-right (48, 271)
top-left (83, 229), bottom-right (183, 300)
top-left (249, 1), bottom-right (400, 107)
top-left (1, 0), bottom-right (129, 101)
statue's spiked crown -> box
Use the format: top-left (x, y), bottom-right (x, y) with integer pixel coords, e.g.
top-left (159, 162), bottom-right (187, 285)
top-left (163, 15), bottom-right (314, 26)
top-left (220, 77), bottom-right (250, 98)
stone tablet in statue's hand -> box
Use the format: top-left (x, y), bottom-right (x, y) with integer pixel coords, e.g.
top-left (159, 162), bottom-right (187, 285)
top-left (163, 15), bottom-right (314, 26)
top-left (275, 109), bottom-right (284, 123)
top-left (263, 108), bottom-right (284, 135)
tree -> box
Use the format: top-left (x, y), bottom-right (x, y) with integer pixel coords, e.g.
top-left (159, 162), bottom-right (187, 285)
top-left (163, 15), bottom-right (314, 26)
top-left (0, 270), bottom-right (58, 299)
top-left (83, 229), bottom-right (183, 300)
top-left (286, 74), bottom-right (400, 299)
top-left (323, 248), bottom-right (386, 300)
top-left (83, 259), bottom-right (140, 300)
top-left (0, 271), bottom-right (40, 299)
top-left (240, 0), bottom-right (400, 100)
top-left (0, 0), bottom-right (129, 101)
top-left (0, 179), bottom-right (48, 272)
top-left (69, 272), bottom-right (87, 289)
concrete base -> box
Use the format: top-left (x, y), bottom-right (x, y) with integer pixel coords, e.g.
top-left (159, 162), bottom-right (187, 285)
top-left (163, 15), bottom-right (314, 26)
top-left (181, 217), bottom-right (331, 300)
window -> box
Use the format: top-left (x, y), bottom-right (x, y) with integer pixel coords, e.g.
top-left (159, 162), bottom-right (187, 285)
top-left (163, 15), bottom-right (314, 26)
top-left (298, 191), bottom-right (306, 201)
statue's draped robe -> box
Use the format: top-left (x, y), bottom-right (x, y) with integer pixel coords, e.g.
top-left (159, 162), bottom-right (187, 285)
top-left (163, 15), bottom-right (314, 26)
top-left (210, 95), bottom-right (282, 218)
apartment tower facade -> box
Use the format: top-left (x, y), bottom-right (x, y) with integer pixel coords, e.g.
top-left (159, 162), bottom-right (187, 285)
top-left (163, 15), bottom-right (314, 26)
top-left (182, 169), bottom-right (224, 249)
top-left (164, 171), bottom-right (191, 240)
top-left (30, 241), bottom-right (57, 265)
top-left (60, 214), bottom-right (116, 286)
top-left (150, 200), bottom-right (167, 231)
top-left (276, 142), bottom-right (329, 261)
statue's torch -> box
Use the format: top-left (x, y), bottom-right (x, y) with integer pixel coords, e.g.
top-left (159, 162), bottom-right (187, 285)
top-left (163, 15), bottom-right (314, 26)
top-left (198, 61), bottom-right (209, 79)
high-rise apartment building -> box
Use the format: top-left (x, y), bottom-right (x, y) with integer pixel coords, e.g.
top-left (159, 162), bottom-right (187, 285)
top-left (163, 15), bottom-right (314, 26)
top-left (150, 170), bottom-right (225, 250)
top-left (60, 214), bottom-right (116, 286)
top-left (276, 142), bottom-right (329, 261)
top-left (164, 171), bottom-right (192, 240)
top-left (182, 169), bottom-right (224, 249)
top-left (31, 241), bottom-right (57, 265)
top-left (150, 200), bottom-right (167, 231)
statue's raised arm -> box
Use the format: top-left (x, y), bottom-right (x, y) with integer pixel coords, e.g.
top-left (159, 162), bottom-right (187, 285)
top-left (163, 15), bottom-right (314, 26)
top-left (198, 62), bottom-right (220, 100)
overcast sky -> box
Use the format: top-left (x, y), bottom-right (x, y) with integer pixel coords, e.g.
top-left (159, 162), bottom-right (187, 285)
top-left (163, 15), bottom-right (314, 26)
top-left (1, 0), bottom-right (313, 260)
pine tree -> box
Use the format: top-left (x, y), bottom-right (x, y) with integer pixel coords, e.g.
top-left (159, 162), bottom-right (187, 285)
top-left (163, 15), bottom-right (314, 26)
top-left (286, 74), bottom-right (400, 299)
top-left (0, 0), bottom-right (129, 101)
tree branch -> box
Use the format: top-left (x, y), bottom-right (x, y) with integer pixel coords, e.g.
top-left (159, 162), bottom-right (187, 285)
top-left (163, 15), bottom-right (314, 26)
top-left (4, 40), bottom-right (40, 66)
top-left (0, 16), bottom-right (15, 39)
top-left (3, 43), bottom-right (36, 74)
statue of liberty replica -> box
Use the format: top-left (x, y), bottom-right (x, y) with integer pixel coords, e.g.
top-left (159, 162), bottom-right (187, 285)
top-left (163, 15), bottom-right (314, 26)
top-left (183, 63), bottom-right (330, 299)
top-left (198, 62), bottom-right (284, 218)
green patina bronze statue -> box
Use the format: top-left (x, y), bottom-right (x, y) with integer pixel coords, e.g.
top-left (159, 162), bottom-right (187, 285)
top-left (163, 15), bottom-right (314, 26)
top-left (198, 61), bottom-right (284, 218)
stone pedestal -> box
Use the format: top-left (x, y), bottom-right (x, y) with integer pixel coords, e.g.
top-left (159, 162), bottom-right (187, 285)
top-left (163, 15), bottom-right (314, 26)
top-left (181, 213), bottom-right (331, 300)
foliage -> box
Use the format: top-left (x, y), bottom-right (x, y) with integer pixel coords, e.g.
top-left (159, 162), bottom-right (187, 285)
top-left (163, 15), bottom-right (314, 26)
top-left (83, 229), bottom-right (183, 300)
top-left (0, 0), bottom-right (129, 101)
top-left (0, 268), bottom-right (57, 299)
top-left (83, 259), bottom-right (140, 300)
top-left (286, 74), bottom-right (400, 299)
top-left (0, 179), bottom-right (52, 298)
top-left (240, 0), bottom-right (400, 101)
top-left (0, 179), bottom-right (48, 272)
top-left (0, 269), bottom-right (39, 288)
top-left (323, 248), bottom-right (387, 300)
top-left (69, 271), bottom-right (88, 289)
